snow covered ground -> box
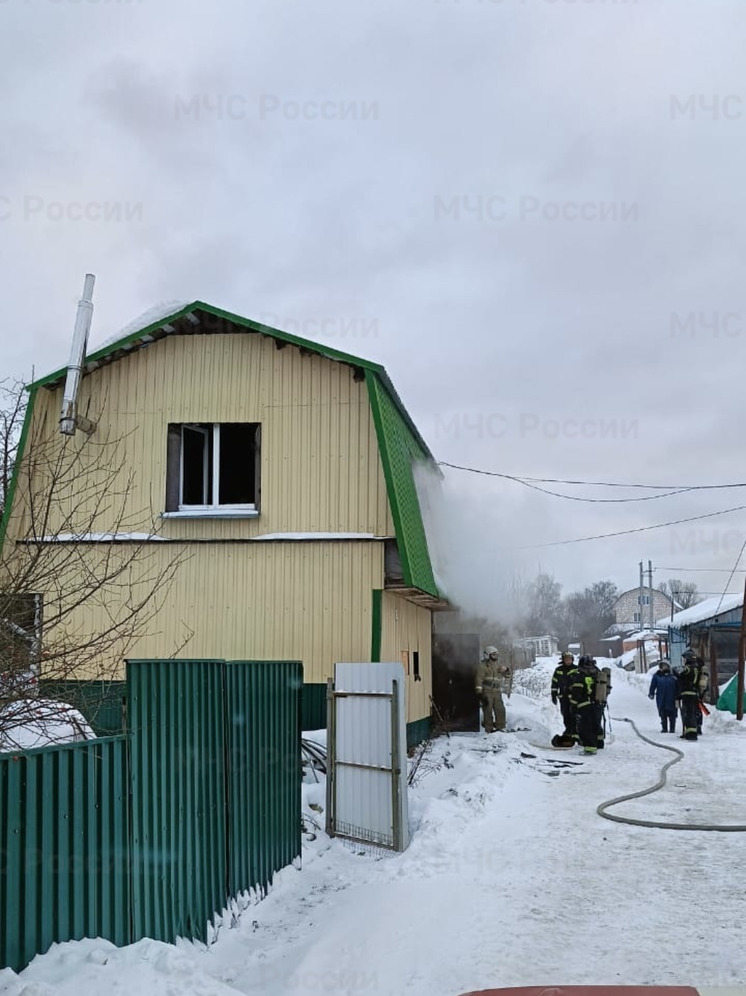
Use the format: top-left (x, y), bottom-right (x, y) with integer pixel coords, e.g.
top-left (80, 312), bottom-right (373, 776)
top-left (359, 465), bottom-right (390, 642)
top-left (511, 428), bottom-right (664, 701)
top-left (611, 641), bottom-right (662, 672)
top-left (0, 698), bottom-right (94, 751)
top-left (3, 661), bottom-right (746, 996)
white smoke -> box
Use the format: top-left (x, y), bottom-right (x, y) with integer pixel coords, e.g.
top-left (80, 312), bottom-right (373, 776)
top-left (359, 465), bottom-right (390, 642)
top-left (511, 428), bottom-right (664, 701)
top-left (415, 463), bottom-right (535, 629)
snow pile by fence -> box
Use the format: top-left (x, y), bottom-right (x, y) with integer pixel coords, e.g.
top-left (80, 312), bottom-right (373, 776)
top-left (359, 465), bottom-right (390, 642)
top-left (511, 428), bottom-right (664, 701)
top-left (0, 698), bottom-right (94, 752)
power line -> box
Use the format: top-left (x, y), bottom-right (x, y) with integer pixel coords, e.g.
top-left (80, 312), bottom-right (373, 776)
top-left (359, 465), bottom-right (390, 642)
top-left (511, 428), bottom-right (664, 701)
top-left (439, 461), bottom-right (746, 492)
top-left (657, 567), bottom-right (746, 573)
top-left (671, 591), bottom-right (743, 597)
top-left (714, 537), bottom-right (746, 616)
top-left (496, 476), bottom-right (693, 504)
top-left (513, 502), bottom-right (746, 549)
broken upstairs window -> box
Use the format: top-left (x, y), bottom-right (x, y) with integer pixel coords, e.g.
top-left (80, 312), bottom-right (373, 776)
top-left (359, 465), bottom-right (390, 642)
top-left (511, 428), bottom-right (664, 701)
top-left (165, 422), bottom-right (261, 513)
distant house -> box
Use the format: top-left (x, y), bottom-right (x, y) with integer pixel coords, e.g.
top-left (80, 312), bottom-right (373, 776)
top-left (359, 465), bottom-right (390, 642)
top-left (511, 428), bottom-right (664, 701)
top-left (1, 301), bottom-right (449, 745)
top-left (661, 594), bottom-right (743, 689)
top-left (513, 634), bottom-right (559, 661)
top-left (612, 587), bottom-right (677, 633)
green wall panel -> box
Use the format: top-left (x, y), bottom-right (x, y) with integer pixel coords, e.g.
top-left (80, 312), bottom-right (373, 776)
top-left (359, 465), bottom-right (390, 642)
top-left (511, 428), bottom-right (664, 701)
top-left (301, 683), bottom-right (327, 731)
top-left (37, 680), bottom-right (127, 737)
top-left (406, 715), bottom-right (431, 749)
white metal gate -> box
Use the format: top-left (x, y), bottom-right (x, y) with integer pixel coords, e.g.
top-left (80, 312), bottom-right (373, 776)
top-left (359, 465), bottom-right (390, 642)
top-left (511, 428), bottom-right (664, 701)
top-left (325, 662), bottom-right (410, 851)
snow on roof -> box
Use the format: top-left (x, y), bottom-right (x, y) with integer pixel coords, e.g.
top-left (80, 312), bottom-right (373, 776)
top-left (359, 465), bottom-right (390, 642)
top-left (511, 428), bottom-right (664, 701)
top-left (27, 532), bottom-right (390, 544)
top-left (29, 532), bottom-right (166, 543)
top-left (659, 592), bottom-right (744, 629)
top-left (624, 629), bottom-right (665, 642)
top-left (37, 298), bottom-right (379, 391)
top-left (89, 300), bottom-right (192, 355)
top-left (251, 532), bottom-right (382, 541)
top-left (42, 300), bottom-right (192, 381)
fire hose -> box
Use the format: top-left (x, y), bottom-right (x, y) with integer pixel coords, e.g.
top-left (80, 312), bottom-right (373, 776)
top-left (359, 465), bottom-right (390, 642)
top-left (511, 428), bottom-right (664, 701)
top-left (596, 717), bottom-right (746, 832)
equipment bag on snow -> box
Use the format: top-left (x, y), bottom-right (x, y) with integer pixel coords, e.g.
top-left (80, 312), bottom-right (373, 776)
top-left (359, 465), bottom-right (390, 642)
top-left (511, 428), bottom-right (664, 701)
top-left (551, 733), bottom-right (575, 748)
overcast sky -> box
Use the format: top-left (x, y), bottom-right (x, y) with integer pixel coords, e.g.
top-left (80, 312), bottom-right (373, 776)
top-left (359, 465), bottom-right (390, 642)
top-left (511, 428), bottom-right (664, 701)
top-left (2, 0), bottom-right (746, 607)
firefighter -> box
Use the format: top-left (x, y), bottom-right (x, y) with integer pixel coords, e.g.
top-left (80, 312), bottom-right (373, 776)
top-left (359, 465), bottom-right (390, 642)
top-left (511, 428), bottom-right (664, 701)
top-left (475, 646), bottom-right (510, 733)
top-left (696, 659), bottom-right (709, 735)
top-left (677, 649), bottom-right (703, 741)
top-left (551, 651), bottom-right (577, 746)
top-left (569, 655), bottom-right (605, 755)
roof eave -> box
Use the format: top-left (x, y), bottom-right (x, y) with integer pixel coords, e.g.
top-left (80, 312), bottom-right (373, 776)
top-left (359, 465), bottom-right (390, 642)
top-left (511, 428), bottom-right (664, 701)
top-left (28, 300), bottom-right (437, 467)
top-left (28, 301), bottom-right (387, 389)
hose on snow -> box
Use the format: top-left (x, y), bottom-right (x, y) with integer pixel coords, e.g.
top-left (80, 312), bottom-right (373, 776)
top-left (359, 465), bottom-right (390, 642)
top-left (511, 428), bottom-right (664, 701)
top-left (596, 717), bottom-right (746, 832)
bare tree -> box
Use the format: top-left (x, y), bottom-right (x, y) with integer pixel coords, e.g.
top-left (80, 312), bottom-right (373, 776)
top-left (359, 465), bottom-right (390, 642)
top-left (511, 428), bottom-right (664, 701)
top-left (561, 580), bottom-right (619, 647)
top-left (521, 573), bottom-right (563, 637)
top-left (0, 382), bottom-right (190, 748)
top-left (0, 379), bottom-right (27, 522)
top-left (658, 578), bottom-right (701, 610)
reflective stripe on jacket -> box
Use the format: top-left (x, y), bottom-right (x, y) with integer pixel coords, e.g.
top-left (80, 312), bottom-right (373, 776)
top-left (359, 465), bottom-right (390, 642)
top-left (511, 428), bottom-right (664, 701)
top-left (476, 659), bottom-right (510, 691)
top-left (551, 663), bottom-right (575, 700)
top-left (569, 667), bottom-right (597, 709)
top-left (678, 661), bottom-right (703, 698)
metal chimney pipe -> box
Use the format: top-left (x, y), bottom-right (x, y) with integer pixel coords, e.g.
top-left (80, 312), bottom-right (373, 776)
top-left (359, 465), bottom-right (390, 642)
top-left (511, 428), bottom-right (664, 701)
top-left (60, 274), bottom-right (95, 436)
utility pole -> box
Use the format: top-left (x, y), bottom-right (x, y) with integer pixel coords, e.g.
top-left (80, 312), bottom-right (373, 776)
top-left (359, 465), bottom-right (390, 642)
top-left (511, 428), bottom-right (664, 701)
top-left (737, 577), bottom-right (746, 721)
top-left (639, 561), bottom-right (644, 631)
top-left (709, 633), bottom-right (719, 707)
top-left (648, 559), bottom-right (655, 632)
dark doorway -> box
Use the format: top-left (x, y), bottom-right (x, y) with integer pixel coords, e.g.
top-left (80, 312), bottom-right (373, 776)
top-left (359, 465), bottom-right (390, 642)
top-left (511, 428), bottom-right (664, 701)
top-left (431, 633), bottom-right (480, 733)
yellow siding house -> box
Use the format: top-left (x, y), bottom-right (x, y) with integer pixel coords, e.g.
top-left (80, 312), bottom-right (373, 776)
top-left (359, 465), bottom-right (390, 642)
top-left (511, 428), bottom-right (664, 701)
top-left (0, 303), bottom-right (448, 744)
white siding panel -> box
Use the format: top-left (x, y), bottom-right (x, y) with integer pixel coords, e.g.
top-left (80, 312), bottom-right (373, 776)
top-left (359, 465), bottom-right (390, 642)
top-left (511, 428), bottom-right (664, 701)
top-left (332, 661), bottom-right (409, 850)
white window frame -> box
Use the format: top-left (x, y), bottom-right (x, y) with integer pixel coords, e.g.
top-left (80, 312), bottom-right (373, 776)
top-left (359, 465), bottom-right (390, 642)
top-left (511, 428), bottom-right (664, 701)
top-left (179, 424), bottom-right (210, 506)
top-left (172, 423), bottom-right (258, 517)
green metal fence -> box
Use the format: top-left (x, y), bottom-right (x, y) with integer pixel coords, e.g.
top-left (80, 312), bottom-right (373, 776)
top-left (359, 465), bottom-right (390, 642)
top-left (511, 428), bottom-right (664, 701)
top-left (37, 680), bottom-right (127, 736)
top-left (0, 736), bottom-right (131, 972)
top-left (301, 682), bottom-right (327, 731)
top-left (1, 658), bottom-right (302, 973)
top-left (225, 661), bottom-right (302, 896)
top-left (127, 660), bottom-right (228, 944)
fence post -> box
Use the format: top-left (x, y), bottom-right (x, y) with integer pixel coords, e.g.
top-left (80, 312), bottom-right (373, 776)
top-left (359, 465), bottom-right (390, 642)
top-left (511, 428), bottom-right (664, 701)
top-left (325, 677), bottom-right (336, 837)
top-left (390, 678), bottom-right (402, 852)
top-left (709, 633), bottom-right (719, 706)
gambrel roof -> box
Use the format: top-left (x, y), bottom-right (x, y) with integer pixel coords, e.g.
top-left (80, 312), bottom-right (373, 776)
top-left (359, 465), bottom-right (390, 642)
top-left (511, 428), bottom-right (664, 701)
top-left (19, 302), bottom-right (440, 598)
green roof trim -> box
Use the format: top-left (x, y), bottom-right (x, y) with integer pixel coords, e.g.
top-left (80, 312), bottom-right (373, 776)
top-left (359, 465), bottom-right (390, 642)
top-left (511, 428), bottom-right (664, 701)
top-left (30, 302), bottom-right (379, 389)
top-left (20, 301), bottom-right (440, 597)
top-left (27, 301), bottom-right (434, 458)
top-left (0, 387), bottom-right (35, 557)
top-left (366, 371), bottom-right (439, 598)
